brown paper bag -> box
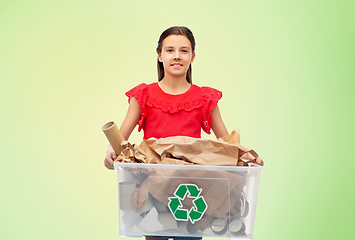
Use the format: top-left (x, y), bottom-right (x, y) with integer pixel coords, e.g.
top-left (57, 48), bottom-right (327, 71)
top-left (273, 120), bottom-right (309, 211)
top-left (115, 129), bottom-right (258, 166)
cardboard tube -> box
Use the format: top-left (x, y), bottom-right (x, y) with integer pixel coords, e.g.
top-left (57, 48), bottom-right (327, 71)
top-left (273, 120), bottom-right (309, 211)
top-left (228, 219), bottom-right (246, 236)
top-left (210, 218), bottom-right (227, 235)
top-left (187, 221), bottom-right (200, 235)
top-left (201, 226), bottom-right (214, 235)
top-left (241, 200), bottom-right (249, 218)
top-left (102, 121), bottom-right (125, 155)
top-left (178, 221), bottom-right (200, 235)
top-left (232, 192), bottom-right (248, 218)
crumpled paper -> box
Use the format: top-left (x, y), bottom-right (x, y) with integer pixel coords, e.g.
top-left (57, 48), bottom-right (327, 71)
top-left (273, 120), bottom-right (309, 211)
top-left (116, 130), bottom-right (260, 230)
top-left (116, 129), bottom-right (259, 166)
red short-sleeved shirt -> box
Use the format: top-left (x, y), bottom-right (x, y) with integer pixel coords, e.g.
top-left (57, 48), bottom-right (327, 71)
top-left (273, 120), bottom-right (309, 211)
top-left (126, 82), bottom-right (222, 140)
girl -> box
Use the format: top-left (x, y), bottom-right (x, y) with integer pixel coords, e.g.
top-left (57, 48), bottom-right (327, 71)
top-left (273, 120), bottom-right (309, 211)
top-left (104, 26), bottom-right (263, 240)
top-left (104, 26), bottom-right (241, 169)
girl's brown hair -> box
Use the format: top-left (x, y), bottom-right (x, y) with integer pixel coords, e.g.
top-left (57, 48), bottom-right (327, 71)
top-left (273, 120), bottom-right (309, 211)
top-left (156, 26), bottom-right (196, 83)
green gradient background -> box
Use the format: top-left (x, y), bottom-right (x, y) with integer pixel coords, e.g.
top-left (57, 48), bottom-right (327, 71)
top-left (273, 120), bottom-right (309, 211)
top-left (1, 0), bottom-right (354, 239)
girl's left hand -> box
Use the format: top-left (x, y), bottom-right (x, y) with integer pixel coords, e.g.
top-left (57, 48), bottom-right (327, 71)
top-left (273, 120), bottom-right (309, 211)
top-left (255, 156), bottom-right (264, 166)
top-left (240, 151), bottom-right (264, 166)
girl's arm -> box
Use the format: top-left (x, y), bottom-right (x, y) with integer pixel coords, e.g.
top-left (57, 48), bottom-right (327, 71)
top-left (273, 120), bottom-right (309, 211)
top-left (119, 97), bottom-right (141, 140)
top-left (104, 97), bottom-right (141, 170)
top-left (211, 105), bottom-right (264, 166)
top-left (211, 105), bottom-right (229, 139)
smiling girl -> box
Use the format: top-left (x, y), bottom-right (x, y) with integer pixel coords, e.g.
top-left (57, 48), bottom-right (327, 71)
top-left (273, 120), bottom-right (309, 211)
top-left (105, 26), bottom-right (264, 167)
top-left (106, 25), bottom-right (229, 240)
top-left (105, 26), bottom-right (229, 168)
top-left (104, 25), bottom-right (263, 240)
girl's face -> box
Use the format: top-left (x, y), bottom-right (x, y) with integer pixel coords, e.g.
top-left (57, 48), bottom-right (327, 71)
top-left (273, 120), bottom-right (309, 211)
top-left (158, 34), bottom-right (195, 80)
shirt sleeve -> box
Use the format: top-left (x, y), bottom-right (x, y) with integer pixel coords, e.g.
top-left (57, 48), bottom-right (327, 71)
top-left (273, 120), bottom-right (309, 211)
top-left (201, 87), bottom-right (223, 134)
top-left (125, 83), bottom-right (148, 103)
top-left (125, 83), bottom-right (148, 132)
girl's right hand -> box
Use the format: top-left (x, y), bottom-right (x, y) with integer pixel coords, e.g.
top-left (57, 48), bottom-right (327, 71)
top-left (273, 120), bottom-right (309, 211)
top-left (104, 149), bottom-right (117, 170)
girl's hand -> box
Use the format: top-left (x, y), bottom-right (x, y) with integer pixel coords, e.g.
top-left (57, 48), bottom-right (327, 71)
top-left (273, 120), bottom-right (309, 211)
top-left (104, 97), bottom-right (140, 171)
top-left (104, 149), bottom-right (117, 170)
top-left (256, 156), bottom-right (264, 166)
top-left (240, 151), bottom-right (264, 166)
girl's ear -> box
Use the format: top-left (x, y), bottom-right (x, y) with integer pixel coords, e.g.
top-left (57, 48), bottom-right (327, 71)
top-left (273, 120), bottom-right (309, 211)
top-left (190, 52), bottom-right (196, 63)
top-left (157, 52), bottom-right (163, 62)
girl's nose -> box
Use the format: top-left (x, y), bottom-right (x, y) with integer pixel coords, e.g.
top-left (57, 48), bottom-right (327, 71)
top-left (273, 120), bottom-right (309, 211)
top-left (173, 51), bottom-right (181, 60)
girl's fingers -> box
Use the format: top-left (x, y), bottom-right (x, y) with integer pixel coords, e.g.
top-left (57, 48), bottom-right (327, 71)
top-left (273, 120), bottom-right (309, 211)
top-left (256, 157), bottom-right (264, 166)
top-left (105, 160), bottom-right (114, 170)
top-left (104, 153), bottom-right (115, 170)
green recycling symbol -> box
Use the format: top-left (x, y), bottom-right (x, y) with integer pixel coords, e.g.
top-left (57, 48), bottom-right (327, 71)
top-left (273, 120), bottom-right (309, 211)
top-left (168, 184), bottom-right (208, 224)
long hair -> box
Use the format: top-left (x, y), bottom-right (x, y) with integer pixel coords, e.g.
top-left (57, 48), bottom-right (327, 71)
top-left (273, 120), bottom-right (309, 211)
top-left (156, 26), bottom-right (196, 83)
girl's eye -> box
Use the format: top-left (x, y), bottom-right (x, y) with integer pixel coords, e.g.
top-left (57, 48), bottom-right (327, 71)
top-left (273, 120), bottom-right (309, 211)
top-left (167, 49), bottom-right (173, 52)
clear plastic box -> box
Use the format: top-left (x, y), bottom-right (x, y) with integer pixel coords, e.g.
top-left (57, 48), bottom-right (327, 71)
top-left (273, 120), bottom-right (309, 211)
top-left (114, 162), bottom-right (263, 240)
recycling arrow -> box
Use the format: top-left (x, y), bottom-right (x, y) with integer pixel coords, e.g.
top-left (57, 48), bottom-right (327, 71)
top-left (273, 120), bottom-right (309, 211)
top-left (175, 184), bottom-right (188, 199)
top-left (189, 209), bottom-right (202, 222)
top-left (168, 183), bottom-right (208, 223)
top-left (193, 197), bottom-right (207, 213)
top-left (187, 185), bottom-right (201, 197)
top-left (168, 197), bottom-right (181, 213)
